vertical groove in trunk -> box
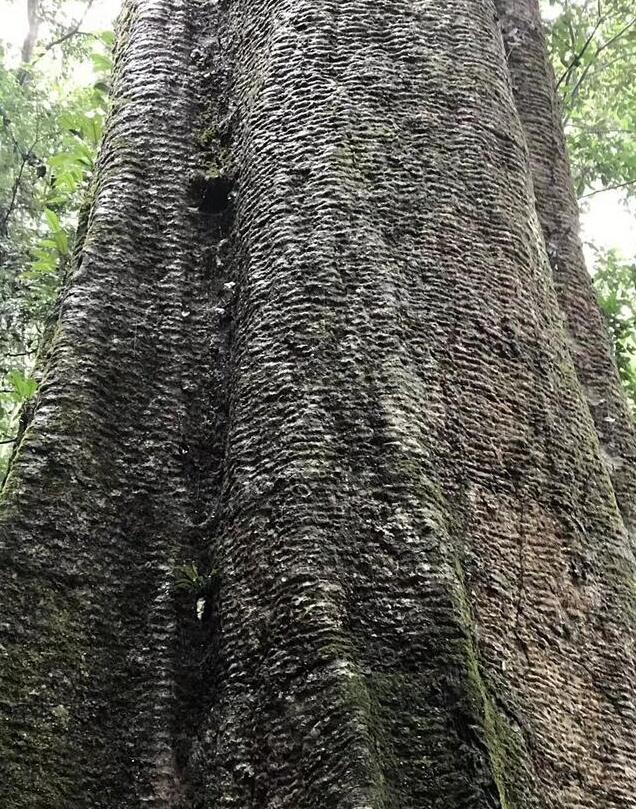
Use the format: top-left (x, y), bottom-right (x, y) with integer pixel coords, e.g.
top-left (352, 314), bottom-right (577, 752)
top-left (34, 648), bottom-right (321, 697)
top-left (0, 2), bottom-right (634, 808)
top-left (496, 0), bottom-right (636, 540)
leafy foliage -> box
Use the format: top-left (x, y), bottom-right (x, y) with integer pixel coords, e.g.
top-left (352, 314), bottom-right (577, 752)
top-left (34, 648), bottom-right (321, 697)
top-left (544, 0), bottom-right (636, 198)
top-left (590, 248), bottom-right (636, 409)
top-left (173, 562), bottom-right (207, 593)
top-left (0, 4), bottom-right (113, 475)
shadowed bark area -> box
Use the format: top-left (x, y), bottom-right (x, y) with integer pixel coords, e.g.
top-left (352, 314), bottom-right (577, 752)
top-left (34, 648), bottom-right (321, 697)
top-left (496, 0), bottom-right (636, 541)
top-left (0, 1), bottom-right (635, 808)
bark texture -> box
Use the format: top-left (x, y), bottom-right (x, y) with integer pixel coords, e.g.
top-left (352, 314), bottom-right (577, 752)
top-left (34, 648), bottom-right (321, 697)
top-left (496, 0), bottom-right (636, 540)
top-left (0, 2), bottom-right (635, 808)
top-left (1, 1), bottom-right (223, 804)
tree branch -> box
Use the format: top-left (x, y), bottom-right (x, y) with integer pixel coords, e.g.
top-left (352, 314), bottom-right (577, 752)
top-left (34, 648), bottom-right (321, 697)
top-left (561, 17), bottom-right (636, 122)
top-left (579, 180), bottom-right (636, 199)
top-left (566, 123), bottom-right (636, 134)
top-left (31, 0), bottom-right (96, 65)
top-left (595, 16), bottom-right (636, 57)
top-left (556, 13), bottom-right (606, 91)
top-left (0, 156), bottom-right (29, 237)
top-left (0, 136), bottom-right (39, 236)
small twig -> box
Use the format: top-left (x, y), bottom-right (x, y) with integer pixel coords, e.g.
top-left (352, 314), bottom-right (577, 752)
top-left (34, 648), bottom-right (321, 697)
top-left (31, 0), bottom-right (96, 65)
top-left (0, 437), bottom-right (17, 445)
top-left (562, 59), bottom-right (595, 122)
top-left (0, 157), bottom-right (29, 236)
top-left (566, 123), bottom-right (635, 134)
top-left (559, 15), bottom-right (636, 121)
top-left (595, 16), bottom-right (636, 56)
top-left (556, 14), bottom-right (605, 91)
top-left (35, 29), bottom-right (95, 60)
top-left (0, 106), bottom-right (25, 157)
top-left (564, 0), bottom-right (577, 59)
top-left (579, 180), bottom-right (636, 199)
top-left (0, 135), bottom-right (39, 235)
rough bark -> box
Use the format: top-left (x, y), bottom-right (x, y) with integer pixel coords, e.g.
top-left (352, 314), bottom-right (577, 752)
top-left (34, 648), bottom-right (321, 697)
top-left (0, 2), bottom-right (634, 808)
top-left (496, 0), bottom-right (636, 540)
top-left (2, 2), bottom-right (222, 804)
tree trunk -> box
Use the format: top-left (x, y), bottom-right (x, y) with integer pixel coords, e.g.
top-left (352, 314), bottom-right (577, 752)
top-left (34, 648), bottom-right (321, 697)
top-left (20, 0), bottom-right (41, 64)
top-left (1, 2), bottom-right (634, 808)
top-left (496, 0), bottom-right (636, 541)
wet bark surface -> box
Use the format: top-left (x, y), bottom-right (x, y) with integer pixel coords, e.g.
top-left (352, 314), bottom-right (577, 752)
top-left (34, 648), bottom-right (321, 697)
top-left (0, 2), bottom-right (634, 808)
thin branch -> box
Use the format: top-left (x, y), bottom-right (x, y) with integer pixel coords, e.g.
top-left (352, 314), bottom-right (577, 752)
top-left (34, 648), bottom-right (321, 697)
top-left (562, 58), bottom-right (596, 122)
top-left (33, 30), bottom-right (95, 63)
top-left (566, 123), bottom-right (636, 134)
top-left (561, 19), bottom-right (636, 122)
top-left (0, 156), bottom-right (29, 236)
top-left (556, 14), bottom-right (606, 90)
top-left (0, 107), bottom-right (24, 156)
top-left (31, 0), bottom-right (96, 65)
top-left (0, 136), bottom-right (39, 236)
top-left (0, 437), bottom-right (17, 445)
top-left (564, 0), bottom-right (578, 61)
top-left (595, 16), bottom-right (636, 56)
top-left (579, 180), bottom-right (636, 199)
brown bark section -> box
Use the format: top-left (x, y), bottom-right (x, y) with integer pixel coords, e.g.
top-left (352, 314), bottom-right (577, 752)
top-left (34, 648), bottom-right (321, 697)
top-left (0, 2), bottom-right (634, 808)
top-left (496, 0), bottom-right (636, 540)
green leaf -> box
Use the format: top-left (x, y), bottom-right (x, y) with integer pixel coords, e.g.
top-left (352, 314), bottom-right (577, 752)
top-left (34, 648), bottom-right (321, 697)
top-left (44, 207), bottom-right (61, 232)
top-left (173, 562), bottom-right (206, 592)
top-left (53, 229), bottom-right (69, 256)
top-left (98, 30), bottom-right (116, 49)
top-left (90, 52), bottom-right (113, 74)
top-left (6, 370), bottom-right (38, 402)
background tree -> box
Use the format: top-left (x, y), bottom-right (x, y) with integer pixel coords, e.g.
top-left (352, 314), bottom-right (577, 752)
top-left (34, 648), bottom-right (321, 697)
top-left (543, 0), bottom-right (636, 408)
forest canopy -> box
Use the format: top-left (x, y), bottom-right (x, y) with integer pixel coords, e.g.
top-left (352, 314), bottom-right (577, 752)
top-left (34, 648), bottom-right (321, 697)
top-left (0, 0), bottom-right (635, 479)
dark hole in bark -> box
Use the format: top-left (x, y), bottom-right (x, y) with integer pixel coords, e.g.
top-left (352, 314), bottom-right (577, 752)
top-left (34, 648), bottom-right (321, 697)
top-left (191, 174), bottom-right (233, 214)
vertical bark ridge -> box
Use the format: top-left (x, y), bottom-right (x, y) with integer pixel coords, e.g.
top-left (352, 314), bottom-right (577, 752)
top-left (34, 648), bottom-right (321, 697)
top-left (484, 2), bottom-right (636, 806)
top-left (495, 0), bottom-right (636, 540)
top-left (0, 0), bottom-right (232, 805)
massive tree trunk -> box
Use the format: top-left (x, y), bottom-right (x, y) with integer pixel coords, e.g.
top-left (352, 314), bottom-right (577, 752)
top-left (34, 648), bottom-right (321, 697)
top-left (0, 2), bottom-right (634, 808)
